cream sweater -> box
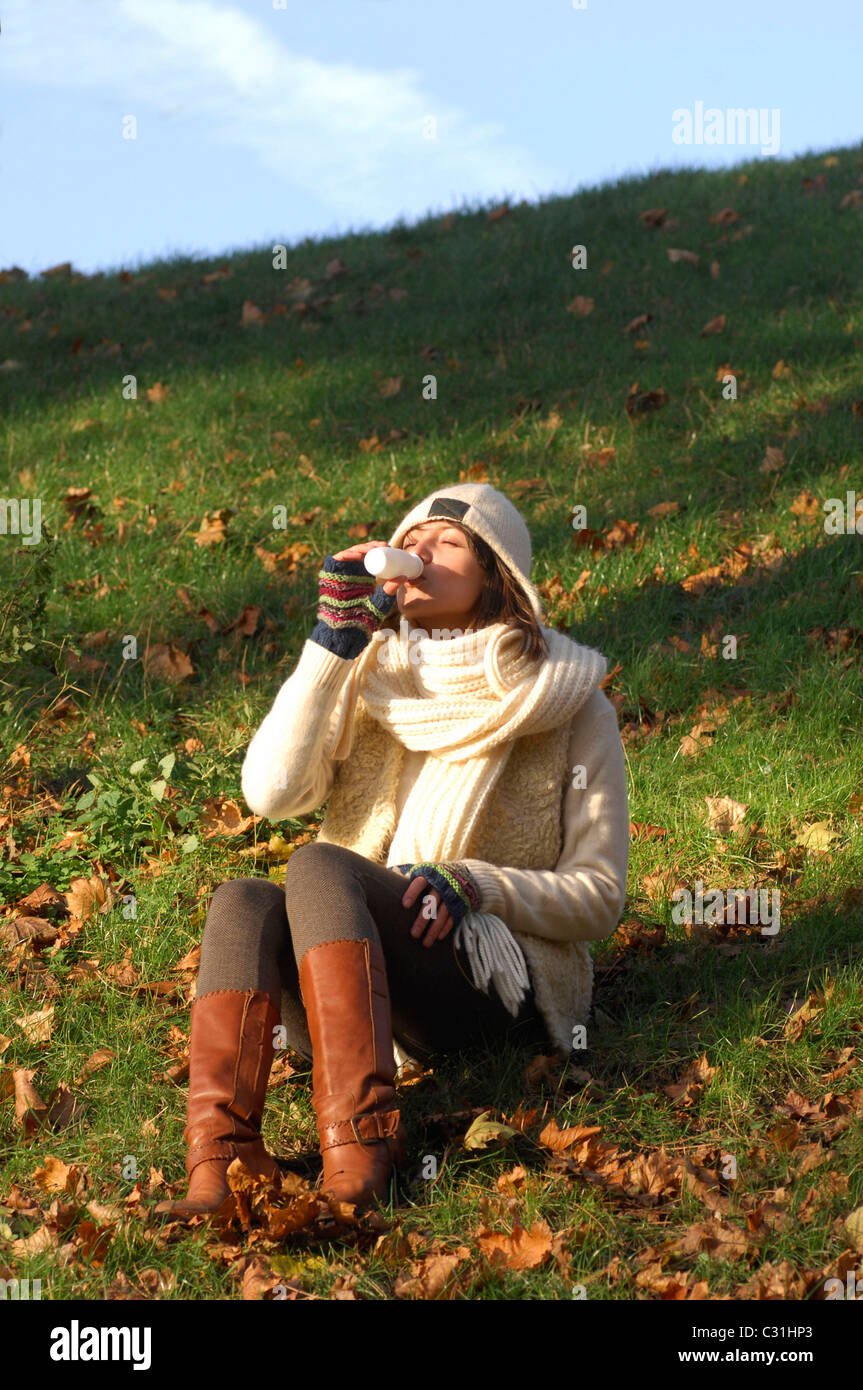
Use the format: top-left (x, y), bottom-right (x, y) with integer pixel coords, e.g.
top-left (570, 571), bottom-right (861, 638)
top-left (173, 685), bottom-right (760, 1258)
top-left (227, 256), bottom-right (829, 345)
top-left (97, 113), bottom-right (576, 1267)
top-left (241, 638), bottom-right (630, 949)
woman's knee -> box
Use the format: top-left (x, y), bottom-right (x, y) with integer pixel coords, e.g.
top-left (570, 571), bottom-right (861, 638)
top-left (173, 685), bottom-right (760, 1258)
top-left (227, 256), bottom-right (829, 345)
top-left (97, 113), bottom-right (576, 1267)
top-left (283, 840), bottom-right (353, 893)
top-left (203, 877), bottom-right (285, 936)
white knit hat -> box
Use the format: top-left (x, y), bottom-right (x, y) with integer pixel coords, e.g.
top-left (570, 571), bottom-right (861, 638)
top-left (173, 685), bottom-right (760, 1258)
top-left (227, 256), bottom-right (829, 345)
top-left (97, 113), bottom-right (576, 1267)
top-left (386, 482), bottom-right (546, 626)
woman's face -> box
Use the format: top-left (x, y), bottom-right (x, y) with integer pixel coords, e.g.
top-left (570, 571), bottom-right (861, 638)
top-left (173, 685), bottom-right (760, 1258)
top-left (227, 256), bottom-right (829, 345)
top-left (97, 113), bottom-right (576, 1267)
top-left (395, 520), bottom-right (486, 636)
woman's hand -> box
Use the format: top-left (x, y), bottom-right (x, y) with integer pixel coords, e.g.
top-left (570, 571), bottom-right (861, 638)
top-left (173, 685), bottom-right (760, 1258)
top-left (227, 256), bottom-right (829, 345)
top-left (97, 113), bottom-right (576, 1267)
top-left (312, 541), bottom-right (411, 659)
top-left (401, 875), bottom-right (454, 947)
top-left (330, 540), bottom-right (414, 598)
top-left (396, 861), bottom-right (481, 946)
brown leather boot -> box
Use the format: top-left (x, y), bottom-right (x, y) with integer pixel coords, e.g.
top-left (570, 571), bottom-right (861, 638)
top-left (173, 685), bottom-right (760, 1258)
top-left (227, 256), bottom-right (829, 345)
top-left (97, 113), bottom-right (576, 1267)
top-left (152, 989), bottom-right (282, 1220)
top-left (299, 937), bottom-right (407, 1213)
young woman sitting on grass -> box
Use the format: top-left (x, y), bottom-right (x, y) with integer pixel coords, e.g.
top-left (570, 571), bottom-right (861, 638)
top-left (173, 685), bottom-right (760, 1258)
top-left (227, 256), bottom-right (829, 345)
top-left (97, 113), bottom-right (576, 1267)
top-left (154, 481), bottom-right (630, 1220)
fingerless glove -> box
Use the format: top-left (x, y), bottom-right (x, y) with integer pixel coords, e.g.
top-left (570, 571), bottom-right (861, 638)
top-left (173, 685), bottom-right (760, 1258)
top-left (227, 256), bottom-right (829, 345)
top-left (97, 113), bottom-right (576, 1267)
top-left (310, 555), bottom-right (397, 659)
top-left (394, 860), bottom-right (482, 929)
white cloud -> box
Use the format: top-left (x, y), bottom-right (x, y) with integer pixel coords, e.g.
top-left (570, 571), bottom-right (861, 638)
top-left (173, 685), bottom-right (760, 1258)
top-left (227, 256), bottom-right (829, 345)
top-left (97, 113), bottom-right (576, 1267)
top-left (4, 0), bottom-right (557, 222)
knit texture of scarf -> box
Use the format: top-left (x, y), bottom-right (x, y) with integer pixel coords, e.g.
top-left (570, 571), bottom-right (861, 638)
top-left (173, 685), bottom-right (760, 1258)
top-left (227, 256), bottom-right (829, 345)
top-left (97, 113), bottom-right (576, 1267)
top-left (330, 617), bottom-right (607, 1016)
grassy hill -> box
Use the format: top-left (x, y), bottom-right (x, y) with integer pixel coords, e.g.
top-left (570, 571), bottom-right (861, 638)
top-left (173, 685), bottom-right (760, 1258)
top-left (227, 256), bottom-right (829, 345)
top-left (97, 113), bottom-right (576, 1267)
top-left (1, 139), bottom-right (862, 1302)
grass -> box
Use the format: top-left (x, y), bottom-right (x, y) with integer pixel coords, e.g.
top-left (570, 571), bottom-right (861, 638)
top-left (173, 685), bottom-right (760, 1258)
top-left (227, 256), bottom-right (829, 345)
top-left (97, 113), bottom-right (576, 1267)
top-left (1, 137), bottom-right (862, 1301)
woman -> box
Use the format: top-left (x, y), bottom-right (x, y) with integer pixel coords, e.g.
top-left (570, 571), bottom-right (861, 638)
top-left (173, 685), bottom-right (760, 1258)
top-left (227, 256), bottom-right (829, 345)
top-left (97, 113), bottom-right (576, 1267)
top-left (154, 482), bottom-right (630, 1220)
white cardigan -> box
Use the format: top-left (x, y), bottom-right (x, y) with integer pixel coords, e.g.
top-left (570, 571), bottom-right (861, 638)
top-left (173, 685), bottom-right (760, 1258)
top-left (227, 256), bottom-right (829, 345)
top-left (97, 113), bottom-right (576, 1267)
top-left (241, 638), bottom-right (630, 948)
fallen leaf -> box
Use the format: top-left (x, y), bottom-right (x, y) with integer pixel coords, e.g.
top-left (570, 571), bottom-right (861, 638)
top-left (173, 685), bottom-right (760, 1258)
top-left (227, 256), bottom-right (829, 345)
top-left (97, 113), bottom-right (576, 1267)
top-left (13, 1068), bottom-right (48, 1135)
top-left (704, 796), bottom-right (749, 836)
top-left (0, 916), bottom-right (59, 948)
top-left (74, 1049), bottom-right (115, 1083)
top-left (142, 643), bottom-right (194, 682)
top-left (662, 1053), bottom-right (717, 1106)
top-left (477, 1219), bottom-right (553, 1270)
top-left (194, 509), bottom-right (233, 546)
top-left (32, 1156), bottom-right (84, 1194)
top-left (64, 874), bottom-right (110, 921)
top-left (844, 1207), bottom-right (863, 1253)
top-left (625, 383), bottom-right (669, 416)
top-left (567, 296), bottom-right (594, 317)
top-left (793, 820), bottom-right (839, 851)
top-left (463, 1111), bottom-right (518, 1150)
top-left (14, 1005), bottom-right (55, 1043)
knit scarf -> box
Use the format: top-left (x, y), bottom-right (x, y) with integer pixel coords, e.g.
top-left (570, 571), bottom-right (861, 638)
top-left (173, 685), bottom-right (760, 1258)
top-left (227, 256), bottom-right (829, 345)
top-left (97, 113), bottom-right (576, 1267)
top-left (330, 616), bottom-right (607, 1015)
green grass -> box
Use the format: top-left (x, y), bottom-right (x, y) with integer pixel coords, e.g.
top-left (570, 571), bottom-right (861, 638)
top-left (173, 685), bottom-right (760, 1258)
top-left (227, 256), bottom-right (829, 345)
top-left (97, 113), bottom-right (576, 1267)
top-left (1, 139), bottom-right (862, 1301)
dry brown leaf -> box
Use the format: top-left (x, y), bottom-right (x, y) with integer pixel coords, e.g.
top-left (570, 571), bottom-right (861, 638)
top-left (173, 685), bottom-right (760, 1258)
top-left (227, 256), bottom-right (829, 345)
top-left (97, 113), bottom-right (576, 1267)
top-left (704, 796), bottom-right (749, 836)
top-left (74, 1048), bottom-right (115, 1083)
top-left (0, 916), bottom-right (59, 948)
top-left (538, 1117), bottom-right (603, 1152)
top-left (629, 822), bottom-right (667, 841)
top-left (142, 642), bottom-right (194, 682)
top-left (642, 867), bottom-right (680, 901)
top-left (105, 947), bottom-right (138, 987)
top-left (605, 519), bottom-right (639, 548)
top-left (395, 1246), bottom-right (471, 1299)
top-left (32, 1156), bottom-right (84, 1194)
top-left (477, 1219), bottom-right (553, 1271)
top-left (64, 874), bottom-right (110, 921)
top-left (647, 501), bottom-right (679, 518)
top-left (671, 1219), bottom-right (749, 1261)
top-left (199, 798), bottom-right (258, 839)
top-left (663, 1053), bottom-right (717, 1106)
top-left (625, 1148), bottom-right (681, 1200)
top-left (194, 509), bottom-right (232, 546)
top-left (760, 445), bottom-right (786, 474)
top-left (790, 488), bottom-right (819, 519)
top-left (496, 1166), bottom-right (528, 1197)
top-left (625, 383), bottom-right (669, 415)
top-left (14, 1005), bottom-right (55, 1043)
top-left (710, 206), bottom-right (740, 225)
top-left (13, 1067), bottom-right (48, 1134)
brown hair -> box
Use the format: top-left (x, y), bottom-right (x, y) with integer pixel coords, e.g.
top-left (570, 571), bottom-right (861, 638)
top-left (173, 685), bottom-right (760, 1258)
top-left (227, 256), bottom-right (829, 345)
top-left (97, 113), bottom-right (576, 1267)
top-left (379, 521), bottom-right (549, 662)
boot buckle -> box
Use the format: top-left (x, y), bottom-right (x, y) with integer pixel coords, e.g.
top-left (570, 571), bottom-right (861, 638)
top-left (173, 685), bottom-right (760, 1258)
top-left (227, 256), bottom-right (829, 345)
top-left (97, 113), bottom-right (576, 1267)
top-left (350, 1114), bottom-right (382, 1145)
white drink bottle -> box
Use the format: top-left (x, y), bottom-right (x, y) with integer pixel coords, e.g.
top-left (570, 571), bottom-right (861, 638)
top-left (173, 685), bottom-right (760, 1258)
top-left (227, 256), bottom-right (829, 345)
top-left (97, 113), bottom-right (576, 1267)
top-left (363, 546), bottom-right (424, 581)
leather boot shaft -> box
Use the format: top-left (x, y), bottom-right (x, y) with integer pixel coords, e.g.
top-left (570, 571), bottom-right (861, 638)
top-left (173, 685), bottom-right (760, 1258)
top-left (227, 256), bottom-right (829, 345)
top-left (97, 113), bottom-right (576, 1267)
top-left (299, 937), bottom-right (407, 1210)
top-left (153, 988), bottom-right (281, 1220)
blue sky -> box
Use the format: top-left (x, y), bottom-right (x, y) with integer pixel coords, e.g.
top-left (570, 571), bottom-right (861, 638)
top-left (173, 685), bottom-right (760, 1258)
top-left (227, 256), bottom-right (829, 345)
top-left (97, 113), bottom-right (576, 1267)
top-left (2, 0), bottom-right (861, 278)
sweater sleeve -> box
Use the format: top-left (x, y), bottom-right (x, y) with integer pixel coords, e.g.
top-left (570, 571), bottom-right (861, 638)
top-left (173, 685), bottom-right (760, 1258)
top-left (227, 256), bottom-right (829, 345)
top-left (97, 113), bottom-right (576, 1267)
top-left (457, 687), bottom-right (630, 944)
top-left (240, 638), bottom-right (357, 820)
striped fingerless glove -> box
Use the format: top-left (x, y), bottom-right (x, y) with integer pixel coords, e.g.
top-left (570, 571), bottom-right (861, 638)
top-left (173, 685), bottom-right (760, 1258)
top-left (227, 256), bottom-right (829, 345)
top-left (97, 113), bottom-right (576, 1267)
top-left (395, 861), bottom-right (482, 929)
top-left (310, 555), bottom-right (397, 659)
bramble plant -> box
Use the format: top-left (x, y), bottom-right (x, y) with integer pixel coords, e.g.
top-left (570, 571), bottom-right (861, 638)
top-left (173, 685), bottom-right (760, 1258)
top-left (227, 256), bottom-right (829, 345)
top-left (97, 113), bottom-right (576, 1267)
top-left (73, 752), bottom-right (200, 860)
